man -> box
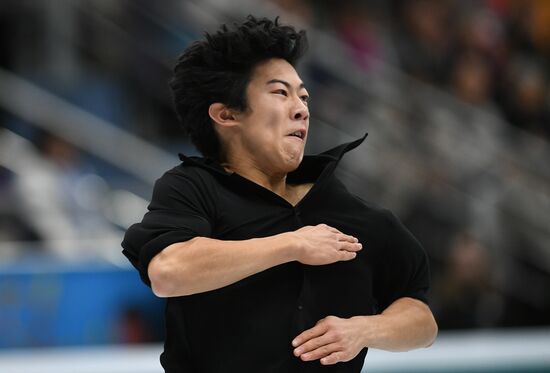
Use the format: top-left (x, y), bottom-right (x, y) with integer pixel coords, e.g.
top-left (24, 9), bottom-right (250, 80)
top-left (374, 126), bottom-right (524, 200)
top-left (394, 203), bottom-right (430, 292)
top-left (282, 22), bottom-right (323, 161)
top-left (122, 15), bottom-right (437, 372)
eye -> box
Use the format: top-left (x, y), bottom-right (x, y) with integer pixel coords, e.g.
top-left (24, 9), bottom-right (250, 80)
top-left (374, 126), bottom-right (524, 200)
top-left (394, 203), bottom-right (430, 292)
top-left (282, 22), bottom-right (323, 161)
top-left (273, 89), bottom-right (288, 96)
top-left (300, 95), bottom-right (310, 104)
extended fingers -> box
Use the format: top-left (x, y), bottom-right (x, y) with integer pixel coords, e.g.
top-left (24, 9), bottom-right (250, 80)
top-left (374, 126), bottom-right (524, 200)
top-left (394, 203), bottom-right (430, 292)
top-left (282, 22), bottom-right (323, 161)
top-left (340, 240), bottom-right (362, 250)
top-left (318, 224), bottom-right (359, 244)
top-left (339, 250), bottom-right (357, 261)
top-left (293, 332), bottom-right (333, 357)
top-left (292, 323), bottom-right (328, 348)
top-left (298, 343), bottom-right (341, 362)
top-left (294, 316), bottom-right (363, 365)
top-left (336, 233), bottom-right (359, 243)
top-left (320, 351), bottom-right (345, 365)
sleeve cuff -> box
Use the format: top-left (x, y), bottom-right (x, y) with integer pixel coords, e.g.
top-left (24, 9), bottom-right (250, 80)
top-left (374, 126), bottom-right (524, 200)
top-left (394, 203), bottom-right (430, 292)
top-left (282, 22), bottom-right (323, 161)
top-left (137, 230), bottom-right (198, 286)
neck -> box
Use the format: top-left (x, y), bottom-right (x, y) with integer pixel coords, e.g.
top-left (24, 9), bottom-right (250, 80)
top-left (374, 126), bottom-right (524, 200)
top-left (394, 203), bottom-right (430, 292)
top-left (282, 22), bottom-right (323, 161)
top-left (222, 154), bottom-right (289, 197)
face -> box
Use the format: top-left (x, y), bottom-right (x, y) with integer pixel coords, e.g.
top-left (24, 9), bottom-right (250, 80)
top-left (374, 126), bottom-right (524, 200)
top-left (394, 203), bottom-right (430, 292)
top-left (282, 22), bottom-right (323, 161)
top-left (233, 58), bottom-right (310, 175)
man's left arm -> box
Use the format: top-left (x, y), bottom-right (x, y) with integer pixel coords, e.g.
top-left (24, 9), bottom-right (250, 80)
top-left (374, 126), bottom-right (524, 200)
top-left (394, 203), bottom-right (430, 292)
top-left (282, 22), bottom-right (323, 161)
top-left (292, 297), bottom-right (437, 365)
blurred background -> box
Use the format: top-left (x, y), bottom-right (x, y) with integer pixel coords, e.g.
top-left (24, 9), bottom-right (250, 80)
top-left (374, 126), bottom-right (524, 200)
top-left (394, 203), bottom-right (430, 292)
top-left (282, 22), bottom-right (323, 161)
top-left (1, 0), bottom-right (549, 372)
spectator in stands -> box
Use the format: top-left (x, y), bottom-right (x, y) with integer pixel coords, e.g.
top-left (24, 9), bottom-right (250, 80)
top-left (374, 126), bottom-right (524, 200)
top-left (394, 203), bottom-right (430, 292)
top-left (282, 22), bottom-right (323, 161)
top-left (501, 57), bottom-right (550, 139)
top-left (432, 231), bottom-right (503, 329)
top-left (448, 52), bottom-right (495, 107)
top-left (392, 0), bottom-right (452, 84)
top-left (0, 165), bottom-right (42, 246)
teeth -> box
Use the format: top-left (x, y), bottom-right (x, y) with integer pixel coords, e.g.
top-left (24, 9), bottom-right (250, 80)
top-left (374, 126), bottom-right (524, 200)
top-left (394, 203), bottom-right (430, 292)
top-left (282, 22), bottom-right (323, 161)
top-left (288, 131), bottom-right (304, 139)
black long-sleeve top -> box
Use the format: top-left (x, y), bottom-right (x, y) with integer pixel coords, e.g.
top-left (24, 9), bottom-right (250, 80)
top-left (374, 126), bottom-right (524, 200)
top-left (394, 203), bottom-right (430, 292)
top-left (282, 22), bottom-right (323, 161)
top-left (122, 135), bottom-right (430, 372)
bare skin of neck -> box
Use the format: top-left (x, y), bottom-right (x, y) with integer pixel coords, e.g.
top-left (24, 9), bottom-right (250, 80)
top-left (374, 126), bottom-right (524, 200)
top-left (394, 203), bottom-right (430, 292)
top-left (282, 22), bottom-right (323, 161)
top-left (221, 155), bottom-right (312, 206)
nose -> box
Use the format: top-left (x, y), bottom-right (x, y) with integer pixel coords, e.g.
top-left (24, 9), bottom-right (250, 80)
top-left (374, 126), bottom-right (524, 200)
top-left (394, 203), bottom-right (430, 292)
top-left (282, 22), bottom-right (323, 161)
top-left (291, 99), bottom-right (309, 121)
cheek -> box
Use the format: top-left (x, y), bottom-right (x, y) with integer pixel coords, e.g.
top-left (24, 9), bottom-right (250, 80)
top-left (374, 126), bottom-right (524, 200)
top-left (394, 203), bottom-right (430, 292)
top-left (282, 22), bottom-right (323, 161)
top-left (263, 105), bottom-right (284, 130)
top-left (252, 109), bottom-right (284, 142)
top-left (241, 117), bottom-right (277, 156)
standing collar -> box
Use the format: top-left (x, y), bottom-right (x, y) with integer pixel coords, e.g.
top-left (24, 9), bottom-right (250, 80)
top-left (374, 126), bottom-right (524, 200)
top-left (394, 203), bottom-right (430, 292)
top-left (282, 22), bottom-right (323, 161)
top-left (315, 133), bottom-right (368, 160)
top-left (177, 153), bottom-right (230, 176)
top-left (177, 133), bottom-right (368, 177)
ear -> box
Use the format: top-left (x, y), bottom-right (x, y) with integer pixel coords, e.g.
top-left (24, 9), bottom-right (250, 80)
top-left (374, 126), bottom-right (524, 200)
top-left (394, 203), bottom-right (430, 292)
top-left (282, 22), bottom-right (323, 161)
top-left (208, 103), bottom-right (239, 128)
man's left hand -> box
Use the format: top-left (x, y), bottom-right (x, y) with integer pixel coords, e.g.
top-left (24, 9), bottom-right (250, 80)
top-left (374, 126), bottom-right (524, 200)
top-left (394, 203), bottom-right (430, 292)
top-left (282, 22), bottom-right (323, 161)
top-left (292, 315), bottom-right (366, 365)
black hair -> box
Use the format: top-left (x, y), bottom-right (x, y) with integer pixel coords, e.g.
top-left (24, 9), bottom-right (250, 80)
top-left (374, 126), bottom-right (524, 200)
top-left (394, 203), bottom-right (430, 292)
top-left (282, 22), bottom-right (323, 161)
top-left (170, 15), bottom-right (308, 160)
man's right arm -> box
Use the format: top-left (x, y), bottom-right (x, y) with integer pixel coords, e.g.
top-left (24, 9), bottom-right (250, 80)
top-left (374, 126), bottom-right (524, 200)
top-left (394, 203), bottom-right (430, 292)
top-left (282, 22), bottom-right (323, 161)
top-left (148, 224), bottom-right (362, 297)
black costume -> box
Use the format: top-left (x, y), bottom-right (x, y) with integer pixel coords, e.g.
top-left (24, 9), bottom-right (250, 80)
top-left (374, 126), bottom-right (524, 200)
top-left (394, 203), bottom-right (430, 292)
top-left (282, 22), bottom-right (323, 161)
top-left (122, 135), bottom-right (430, 372)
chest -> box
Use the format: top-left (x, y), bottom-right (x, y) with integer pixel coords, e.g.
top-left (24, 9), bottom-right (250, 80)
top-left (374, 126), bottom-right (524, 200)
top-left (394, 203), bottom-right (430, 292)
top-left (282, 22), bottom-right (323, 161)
top-left (210, 177), bottom-right (384, 252)
top-left (283, 182), bottom-right (314, 206)
top-left (194, 177), bottom-right (383, 316)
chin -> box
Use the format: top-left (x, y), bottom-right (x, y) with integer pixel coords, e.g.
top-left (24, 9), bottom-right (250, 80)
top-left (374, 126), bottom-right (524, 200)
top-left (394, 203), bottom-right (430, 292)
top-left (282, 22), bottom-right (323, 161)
top-left (284, 153), bottom-right (304, 171)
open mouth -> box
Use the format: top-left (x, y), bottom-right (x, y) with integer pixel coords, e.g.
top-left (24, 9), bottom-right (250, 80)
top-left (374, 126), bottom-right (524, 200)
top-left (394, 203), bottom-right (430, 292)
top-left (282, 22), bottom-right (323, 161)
top-left (287, 130), bottom-right (306, 140)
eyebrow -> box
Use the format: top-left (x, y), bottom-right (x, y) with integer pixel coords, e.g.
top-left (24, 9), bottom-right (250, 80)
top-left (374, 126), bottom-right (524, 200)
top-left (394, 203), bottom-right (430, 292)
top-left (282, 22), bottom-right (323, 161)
top-left (266, 79), bottom-right (306, 90)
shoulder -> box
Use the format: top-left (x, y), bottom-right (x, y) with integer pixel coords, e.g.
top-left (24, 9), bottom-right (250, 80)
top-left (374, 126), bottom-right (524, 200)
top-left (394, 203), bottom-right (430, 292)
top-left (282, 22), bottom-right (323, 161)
top-left (362, 203), bottom-right (399, 234)
top-left (327, 176), bottom-right (393, 221)
top-left (148, 162), bottom-right (224, 210)
top-left (348, 198), bottom-right (407, 238)
top-left (157, 162), bottom-right (221, 190)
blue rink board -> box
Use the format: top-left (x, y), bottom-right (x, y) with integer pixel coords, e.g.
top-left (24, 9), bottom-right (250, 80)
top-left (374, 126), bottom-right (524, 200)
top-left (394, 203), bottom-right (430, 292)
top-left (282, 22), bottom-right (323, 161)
top-left (0, 255), bottom-right (164, 348)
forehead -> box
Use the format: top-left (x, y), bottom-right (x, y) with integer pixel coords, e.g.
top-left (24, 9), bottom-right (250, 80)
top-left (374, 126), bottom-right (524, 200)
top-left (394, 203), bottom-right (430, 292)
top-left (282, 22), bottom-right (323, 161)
top-left (249, 58), bottom-right (303, 87)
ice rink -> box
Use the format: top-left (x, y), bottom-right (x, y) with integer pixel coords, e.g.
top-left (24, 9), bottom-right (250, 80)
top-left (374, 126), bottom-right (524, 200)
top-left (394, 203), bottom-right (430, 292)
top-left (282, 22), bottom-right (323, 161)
top-left (1, 328), bottom-right (549, 373)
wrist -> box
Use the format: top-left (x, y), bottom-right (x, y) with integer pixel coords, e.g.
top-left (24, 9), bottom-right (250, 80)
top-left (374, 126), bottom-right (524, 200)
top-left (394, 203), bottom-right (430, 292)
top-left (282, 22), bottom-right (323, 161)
top-left (354, 314), bottom-right (386, 349)
top-left (262, 232), bottom-right (300, 264)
